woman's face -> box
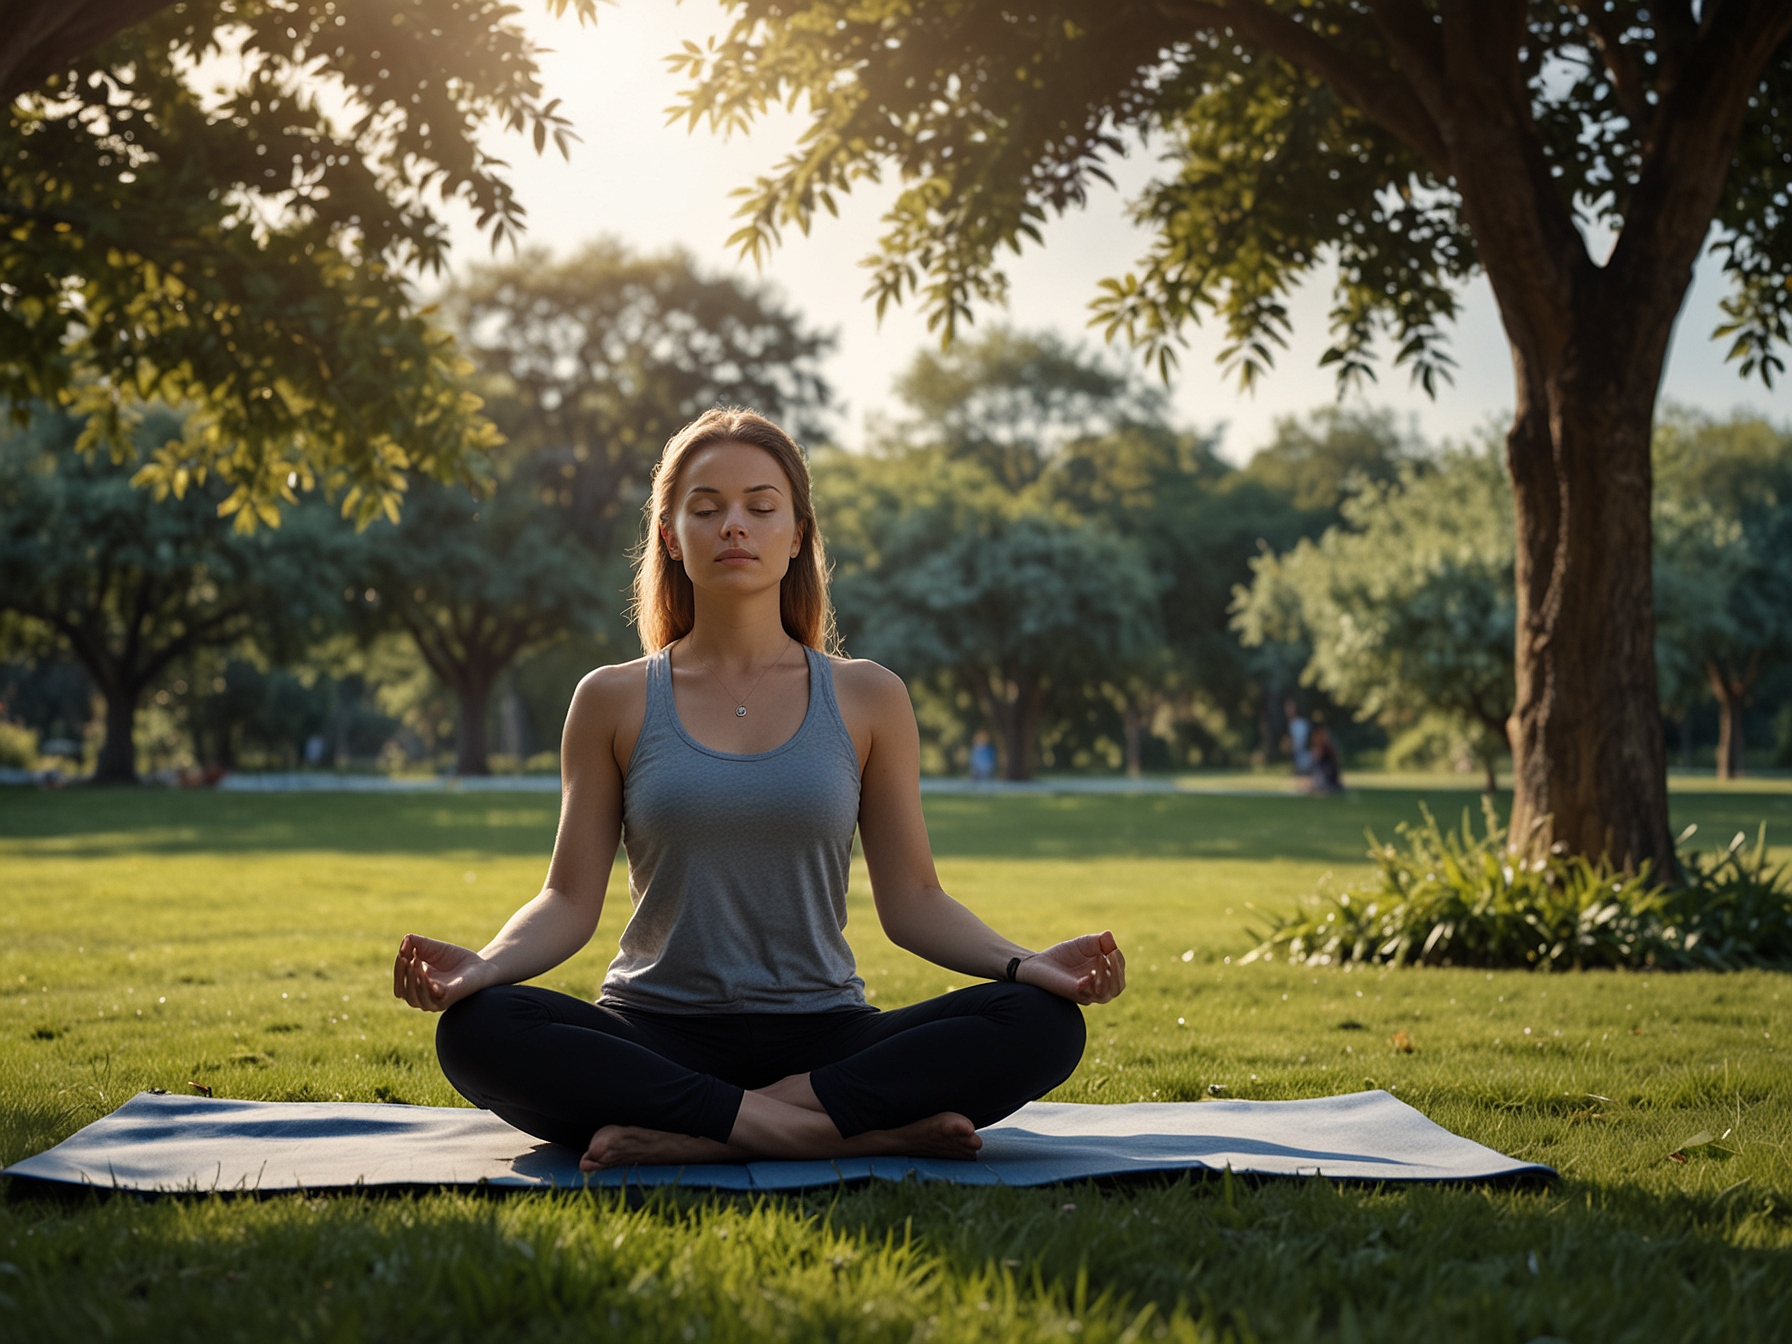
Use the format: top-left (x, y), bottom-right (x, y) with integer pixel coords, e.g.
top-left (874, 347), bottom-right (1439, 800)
top-left (663, 440), bottom-right (803, 598)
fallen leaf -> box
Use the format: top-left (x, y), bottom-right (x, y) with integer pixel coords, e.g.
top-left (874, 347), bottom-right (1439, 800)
top-left (1390, 1031), bottom-right (1414, 1053)
top-left (1669, 1128), bottom-right (1739, 1163)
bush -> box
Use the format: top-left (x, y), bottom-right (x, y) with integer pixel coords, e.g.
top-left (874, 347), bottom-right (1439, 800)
top-left (0, 719), bottom-right (38, 768)
top-left (1244, 800), bottom-right (1792, 971)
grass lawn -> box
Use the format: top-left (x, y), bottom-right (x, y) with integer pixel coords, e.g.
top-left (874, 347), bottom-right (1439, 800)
top-left (1, 783), bottom-right (1789, 1342)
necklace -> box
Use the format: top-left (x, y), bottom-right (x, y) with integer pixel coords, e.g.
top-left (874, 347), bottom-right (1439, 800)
top-left (687, 637), bottom-right (794, 717)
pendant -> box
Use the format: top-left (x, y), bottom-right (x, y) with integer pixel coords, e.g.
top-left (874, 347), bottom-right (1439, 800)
top-left (735, 706), bottom-right (748, 717)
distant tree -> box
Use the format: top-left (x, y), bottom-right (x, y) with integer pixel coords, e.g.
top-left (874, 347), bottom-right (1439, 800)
top-left (1235, 449), bottom-right (1516, 794)
top-left (833, 457), bottom-right (1160, 779)
top-left (0, 407), bottom-right (342, 782)
top-left (1229, 405), bottom-right (1420, 756)
top-left (677, 2), bottom-right (1792, 872)
top-left (866, 332), bottom-right (1176, 772)
top-left (2, 1), bottom-right (604, 526)
top-left (449, 239), bottom-right (832, 557)
top-left (1047, 423), bottom-right (1301, 772)
top-left (359, 242), bottom-right (833, 776)
top-left (354, 474), bottom-right (616, 778)
top-left (1653, 410), bottom-right (1792, 779)
top-left (889, 328), bottom-right (1164, 491)
top-left (1239, 406), bottom-right (1420, 518)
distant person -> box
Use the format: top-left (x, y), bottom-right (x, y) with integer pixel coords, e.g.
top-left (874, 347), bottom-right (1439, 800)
top-left (1308, 720), bottom-right (1343, 795)
top-left (1284, 698), bottom-right (1312, 775)
top-left (393, 408), bottom-right (1123, 1172)
top-left (969, 730), bottom-right (997, 783)
top-left (304, 734), bottom-right (327, 767)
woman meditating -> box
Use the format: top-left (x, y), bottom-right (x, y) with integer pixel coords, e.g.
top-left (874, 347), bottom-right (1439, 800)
top-left (392, 408), bottom-right (1125, 1170)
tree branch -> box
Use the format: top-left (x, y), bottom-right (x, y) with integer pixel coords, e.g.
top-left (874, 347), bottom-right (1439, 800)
top-left (399, 609), bottom-right (462, 690)
top-left (138, 604), bottom-right (251, 685)
top-left (1609, 0), bottom-right (1792, 306)
top-left (1158, 0), bottom-right (1451, 176)
top-left (1, 0), bottom-right (177, 102)
top-left (43, 612), bottom-right (112, 693)
top-left (1363, 0), bottom-right (1451, 112)
top-left (1368, 4), bottom-right (1589, 366)
top-left (1571, 0), bottom-right (1651, 130)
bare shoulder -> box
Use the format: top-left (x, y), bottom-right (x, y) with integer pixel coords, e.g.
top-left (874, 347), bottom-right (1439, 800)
top-left (572, 656), bottom-right (652, 713)
top-left (566, 656), bottom-right (652, 765)
top-left (828, 655), bottom-right (914, 728)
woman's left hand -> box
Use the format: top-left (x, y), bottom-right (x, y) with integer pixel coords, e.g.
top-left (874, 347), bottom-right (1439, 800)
top-left (1018, 931), bottom-right (1127, 1005)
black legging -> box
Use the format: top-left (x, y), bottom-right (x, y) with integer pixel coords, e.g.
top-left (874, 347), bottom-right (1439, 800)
top-left (435, 981), bottom-right (1085, 1150)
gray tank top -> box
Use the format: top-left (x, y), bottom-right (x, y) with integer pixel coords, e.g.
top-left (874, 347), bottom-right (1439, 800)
top-left (599, 644), bottom-right (867, 1014)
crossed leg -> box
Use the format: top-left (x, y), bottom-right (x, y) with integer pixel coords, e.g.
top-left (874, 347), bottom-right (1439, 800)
top-left (580, 1075), bottom-right (980, 1170)
top-left (436, 982), bottom-right (1083, 1169)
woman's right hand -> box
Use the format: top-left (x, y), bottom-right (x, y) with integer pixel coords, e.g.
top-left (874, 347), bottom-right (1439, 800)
top-left (393, 934), bottom-right (493, 1012)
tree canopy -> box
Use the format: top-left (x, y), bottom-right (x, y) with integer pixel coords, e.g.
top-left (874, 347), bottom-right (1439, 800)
top-left (449, 238), bottom-right (832, 557)
top-left (674, 1), bottom-right (1792, 870)
top-left (678, 2), bottom-right (1792, 391)
top-left (887, 327), bottom-right (1164, 491)
top-left (2, 0), bottom-right (599, 528)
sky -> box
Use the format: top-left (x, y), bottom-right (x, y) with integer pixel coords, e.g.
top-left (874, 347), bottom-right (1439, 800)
top-left (437, 2), bottom-right (1791, 463)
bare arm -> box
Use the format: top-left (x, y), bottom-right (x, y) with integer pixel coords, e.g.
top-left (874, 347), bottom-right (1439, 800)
top-left (393, 665), bottom-right (630, 1011)
top-left (849, 664), bottom-right (1125, 1005)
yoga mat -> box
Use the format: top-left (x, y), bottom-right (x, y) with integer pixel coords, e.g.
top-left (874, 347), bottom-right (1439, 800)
top-left (4, 1090), bottom-right (1552, 1194)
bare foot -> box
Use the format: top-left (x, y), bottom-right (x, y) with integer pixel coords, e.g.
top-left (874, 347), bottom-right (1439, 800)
top-left (845, 1111), bottom-right (982, 1162)
top-left (582, 1101), bottom-right (985, 1170)
top-left (580, 1125), bottom-right (746, 1171)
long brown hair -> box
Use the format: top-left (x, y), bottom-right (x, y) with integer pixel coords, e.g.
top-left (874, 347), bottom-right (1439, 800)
top-left (631, 407), bottom-right (835, 653)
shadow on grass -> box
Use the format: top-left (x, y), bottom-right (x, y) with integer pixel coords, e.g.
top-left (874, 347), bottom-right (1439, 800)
top-left (1, 788), bottom-right (1422, 861)
top-left (0, 1173), bottom-right (1785, 1342)
top-left (836, 1173), bottom-right (1792, 1341)
top-left (3, 786), bottom-right (1790, 865)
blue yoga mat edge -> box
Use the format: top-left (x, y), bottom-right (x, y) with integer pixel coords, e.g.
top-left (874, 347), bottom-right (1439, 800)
top-left (2, 1091), bottom-right (1556, 1195)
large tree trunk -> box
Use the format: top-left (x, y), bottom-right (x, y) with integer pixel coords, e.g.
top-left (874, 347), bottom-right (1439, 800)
top-left (1363, 1), bottom-right (1792, 878)
top-left (1504, 340), bottom-right (1676, 874)
top-left (1437, 41), bottom-right (1686, 877)
top-left (93, 682), bottom-right (139, 784)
